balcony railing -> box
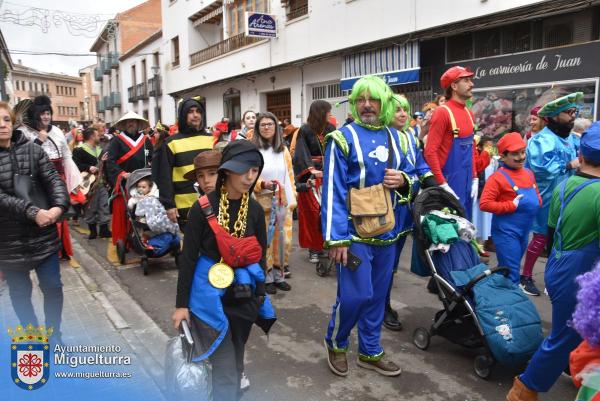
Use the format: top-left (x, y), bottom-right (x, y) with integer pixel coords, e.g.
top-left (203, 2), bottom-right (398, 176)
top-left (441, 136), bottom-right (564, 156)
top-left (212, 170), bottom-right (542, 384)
top-left (104, 95), bottom-right (113, 109)
top-left (111, 92), bottom-right (121, 108)
top-left (94, 67), bottom-right (103, 81)
top-left (135, 82), bottom-right (148, 100)
top-left (96, 99), bottom-right (105, 112)
top-left (189, 33), bottom-right (263, 66)
top-left (102, 58), bottom-right (111, 74)
top-left (148, 76), bottom-right (162, 97)
top-left (287, 3), bottom-right (308, 20)
top-left (128, 86), bottom-right (136, 102)
top-left (109, 52), bottom-right (119, 69)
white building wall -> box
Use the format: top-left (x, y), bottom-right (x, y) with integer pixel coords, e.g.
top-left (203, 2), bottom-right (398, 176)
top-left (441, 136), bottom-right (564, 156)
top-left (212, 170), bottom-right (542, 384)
top-left (120, 35), bottom-right (177, 126)
top-left (161, 0), bottom-right (545, 96)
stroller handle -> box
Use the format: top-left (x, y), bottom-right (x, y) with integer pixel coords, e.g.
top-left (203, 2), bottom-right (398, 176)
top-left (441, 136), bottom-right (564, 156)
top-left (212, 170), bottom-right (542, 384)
top-left (461, 266), bottom-right (510, 295)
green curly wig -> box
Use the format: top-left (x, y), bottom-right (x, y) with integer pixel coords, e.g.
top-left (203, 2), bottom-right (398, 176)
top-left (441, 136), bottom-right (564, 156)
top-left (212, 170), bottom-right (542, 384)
top-left (392, 94), bottom-right (411, 130)
top-left (349, 75), bottom-right (395, 128)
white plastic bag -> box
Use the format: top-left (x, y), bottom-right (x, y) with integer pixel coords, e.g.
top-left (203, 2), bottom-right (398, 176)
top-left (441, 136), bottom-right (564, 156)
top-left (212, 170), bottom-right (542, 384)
top-left (164, 321), bottom-right (212, 401)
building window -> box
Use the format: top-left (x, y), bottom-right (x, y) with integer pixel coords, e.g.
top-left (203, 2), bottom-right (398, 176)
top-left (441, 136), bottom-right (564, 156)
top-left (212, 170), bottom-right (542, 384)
top-left (226, 0), bottom-right (268, 37)
top-left (171, 36), bottom-right (180, 67)
top-left (312, 85), bottom-right (327, 100)
top-left (544, 22), bottom-right (574, 48)
top-left (15, 81), bottom-right (19, 91)
top-left (446, 33), bottom-right (473, 62)
top-left (474, 28), bottom-right (501, 58)
top-left (287, 0), bottom-right (308, 21)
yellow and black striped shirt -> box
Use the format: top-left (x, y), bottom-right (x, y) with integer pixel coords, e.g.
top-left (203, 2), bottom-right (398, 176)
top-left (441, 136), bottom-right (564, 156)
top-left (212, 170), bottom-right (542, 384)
top-left (152, 132), bottom-right (213, 222)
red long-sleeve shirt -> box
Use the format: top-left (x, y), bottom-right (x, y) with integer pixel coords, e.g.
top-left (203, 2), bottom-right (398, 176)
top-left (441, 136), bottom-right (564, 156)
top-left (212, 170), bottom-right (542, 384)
top-left (474, 148), bottom-right (491, 175)
top-left (480, 167), bottom-right (542, 215)
top-left (424, 98), bottom-right (477, 184)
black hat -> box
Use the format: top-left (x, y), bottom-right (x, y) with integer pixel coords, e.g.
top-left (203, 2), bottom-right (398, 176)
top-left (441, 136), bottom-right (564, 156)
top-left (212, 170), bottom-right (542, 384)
top-left (27, 95), bottom-right (53, 127)
top-left (216, 140), bottom-right (264, 192)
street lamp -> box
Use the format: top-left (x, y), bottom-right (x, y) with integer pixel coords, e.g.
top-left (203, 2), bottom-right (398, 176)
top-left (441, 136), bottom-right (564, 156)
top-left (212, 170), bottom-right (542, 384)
top-left (151, 65), bottom-right (160, 125)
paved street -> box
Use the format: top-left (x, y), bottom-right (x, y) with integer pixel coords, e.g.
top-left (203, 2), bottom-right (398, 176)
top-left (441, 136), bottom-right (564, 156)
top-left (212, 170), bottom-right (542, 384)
top-left (68, 224), bottom-right (577, 401)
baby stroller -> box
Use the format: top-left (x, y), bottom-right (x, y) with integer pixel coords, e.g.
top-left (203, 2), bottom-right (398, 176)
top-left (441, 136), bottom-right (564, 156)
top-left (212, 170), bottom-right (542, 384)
top-left (410, 187), bottom-right (543, 379)
top-left (115, 168), bottom-right (181, 275)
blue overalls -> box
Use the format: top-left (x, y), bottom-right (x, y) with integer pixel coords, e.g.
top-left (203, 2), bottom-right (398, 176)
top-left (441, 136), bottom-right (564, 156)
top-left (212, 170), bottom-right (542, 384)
top-left (520, 178), bottom-right (600, 392)
top-left (443, 134), bottom-right (475, 220)
top-left (491, 167), bottom-right (540, 283)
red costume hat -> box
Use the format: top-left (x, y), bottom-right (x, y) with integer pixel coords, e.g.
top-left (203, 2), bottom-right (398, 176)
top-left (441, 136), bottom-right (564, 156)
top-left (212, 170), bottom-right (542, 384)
top-left (440, 66), bottom-right (474, 89)
top-left (497, 132), bottom-right (527, 154)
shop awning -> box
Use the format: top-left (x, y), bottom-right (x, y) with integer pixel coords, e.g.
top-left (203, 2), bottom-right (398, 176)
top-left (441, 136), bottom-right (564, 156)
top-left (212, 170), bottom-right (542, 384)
top-left (190, 1), bottom-right (224, 26)
top-left (341, 41), bottom-right (420, 91)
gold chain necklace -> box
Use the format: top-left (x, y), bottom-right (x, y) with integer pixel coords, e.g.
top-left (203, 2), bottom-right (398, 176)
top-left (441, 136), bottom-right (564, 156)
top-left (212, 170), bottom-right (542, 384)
top-left (218, 187), bottom-right (249, 238)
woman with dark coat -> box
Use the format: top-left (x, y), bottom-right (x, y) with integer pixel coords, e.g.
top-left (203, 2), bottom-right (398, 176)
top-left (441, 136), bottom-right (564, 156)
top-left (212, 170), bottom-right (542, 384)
top-left (292, 99), bottom-right (336, 263)
top-left (0, 102), bottom-right (70, 343)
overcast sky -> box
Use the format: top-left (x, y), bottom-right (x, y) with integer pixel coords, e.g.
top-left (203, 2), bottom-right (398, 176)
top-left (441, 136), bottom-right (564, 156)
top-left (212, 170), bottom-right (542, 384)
top-left (2, 0), bottom-right (146, 76)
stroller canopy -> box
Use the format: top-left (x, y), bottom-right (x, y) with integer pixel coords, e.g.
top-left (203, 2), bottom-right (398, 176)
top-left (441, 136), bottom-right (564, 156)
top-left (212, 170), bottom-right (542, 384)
top-left (126, 168), bottom-right (153, 193)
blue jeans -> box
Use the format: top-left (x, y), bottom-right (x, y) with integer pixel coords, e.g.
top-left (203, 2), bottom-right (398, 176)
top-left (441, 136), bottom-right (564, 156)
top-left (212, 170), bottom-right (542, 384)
top-left (2, 253), bottom-right (63, 336)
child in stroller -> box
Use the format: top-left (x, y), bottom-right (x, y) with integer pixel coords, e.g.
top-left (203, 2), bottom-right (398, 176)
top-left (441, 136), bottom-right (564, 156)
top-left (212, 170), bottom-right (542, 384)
top-left (118, 168), bottom-right (180, 274)
top-left (128, 177), bottom-right (180, 236)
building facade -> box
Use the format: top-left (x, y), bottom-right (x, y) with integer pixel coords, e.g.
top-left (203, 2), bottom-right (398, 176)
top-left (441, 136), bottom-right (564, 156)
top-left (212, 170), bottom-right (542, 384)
top-left (79, 64), bottom-right (101, 125)
top-left (12, 62), bottom-right (84, 130)
top-left (161, 0), bottom-right (599, 133)
top-left (90, 0), bottom-right (162, 125)
top-left (0, 28), bottom-right (14, 104)
top-left (119, 30), bottom-right (176, 126)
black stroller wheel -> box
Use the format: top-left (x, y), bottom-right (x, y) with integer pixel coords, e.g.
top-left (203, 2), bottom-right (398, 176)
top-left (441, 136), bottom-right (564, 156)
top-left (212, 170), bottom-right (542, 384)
top-left (141, 258), bottom-right (149, 275)
top-left (116, 240), bottom-right (126, 265)
top-left (315, 261), bottom-right (328, 277)
top-left (473, 354), bottom-right (493, 379)
top-left (413, 327), bottom-right (431, 350)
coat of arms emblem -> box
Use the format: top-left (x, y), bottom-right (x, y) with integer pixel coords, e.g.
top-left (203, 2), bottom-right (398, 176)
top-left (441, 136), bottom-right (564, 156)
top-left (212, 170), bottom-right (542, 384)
top-left (8, 324), bottom-right (52, 390)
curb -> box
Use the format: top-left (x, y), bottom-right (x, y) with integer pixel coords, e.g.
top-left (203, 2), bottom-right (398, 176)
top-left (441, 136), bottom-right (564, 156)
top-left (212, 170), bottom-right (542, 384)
top-left (70, 237), bottom-right (169, 394)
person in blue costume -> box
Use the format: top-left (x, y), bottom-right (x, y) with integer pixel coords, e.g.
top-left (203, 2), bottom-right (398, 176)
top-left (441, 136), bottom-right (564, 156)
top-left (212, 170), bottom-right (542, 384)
top-left (383, 94), bottom-right (437, 331)
top-left (521, 92), bottom-right (582, 297)
top-left (172, 140), bottom-right (275, 401)
top-left (479, 132), bottom-right (541, 284)
top-left (507, 122), bottom-right (600, 401)
top-left (321, 75), bottom-right (413, 377)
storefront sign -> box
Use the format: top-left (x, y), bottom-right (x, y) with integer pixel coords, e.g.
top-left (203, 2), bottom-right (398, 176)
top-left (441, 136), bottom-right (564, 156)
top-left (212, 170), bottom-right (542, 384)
top-left (446, 41), bottom-right (600, 88)
top-left (340, 68), bottom-right (420, 91)
top-left (245, 12), bottom-right (277, 38)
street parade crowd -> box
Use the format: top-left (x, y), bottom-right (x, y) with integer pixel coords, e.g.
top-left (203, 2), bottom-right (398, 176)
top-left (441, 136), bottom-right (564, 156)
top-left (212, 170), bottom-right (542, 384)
top-left (1, 65), bottom-right (600, 401)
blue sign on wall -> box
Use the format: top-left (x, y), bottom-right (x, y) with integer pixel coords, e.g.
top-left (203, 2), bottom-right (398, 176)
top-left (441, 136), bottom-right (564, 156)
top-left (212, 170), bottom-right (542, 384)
top-left (246, 12), bottom-right (277, 38)
top-left (340, 68), bottom-right (420, 91)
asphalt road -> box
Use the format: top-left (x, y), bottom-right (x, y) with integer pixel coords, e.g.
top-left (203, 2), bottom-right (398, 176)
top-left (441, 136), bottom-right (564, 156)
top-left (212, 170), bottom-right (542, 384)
top-left (71, 224), bottom-right (576, 401)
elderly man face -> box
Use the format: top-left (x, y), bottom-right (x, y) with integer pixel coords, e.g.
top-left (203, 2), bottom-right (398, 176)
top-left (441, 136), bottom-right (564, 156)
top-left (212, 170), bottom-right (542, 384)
top-left (355, 91), bottom-right (381, 125)
top-left (125, 119), bottom-right (140, 134)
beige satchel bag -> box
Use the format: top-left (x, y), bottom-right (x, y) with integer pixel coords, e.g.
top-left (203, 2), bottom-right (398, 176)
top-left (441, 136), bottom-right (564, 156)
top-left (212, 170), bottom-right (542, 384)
top-left (347, 128), bottom-right (396, 238)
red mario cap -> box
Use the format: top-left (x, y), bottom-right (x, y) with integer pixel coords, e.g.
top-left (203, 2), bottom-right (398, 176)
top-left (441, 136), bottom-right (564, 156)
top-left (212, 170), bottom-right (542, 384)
top-left (440, 66), bottom-right (474, 89)
top-left (497, 132), bottom-right (527, 154)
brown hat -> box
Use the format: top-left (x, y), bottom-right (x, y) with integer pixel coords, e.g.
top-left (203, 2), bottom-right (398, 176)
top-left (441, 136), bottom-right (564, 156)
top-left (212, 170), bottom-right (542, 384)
top-left (183, 150), bottom-right (222, 181)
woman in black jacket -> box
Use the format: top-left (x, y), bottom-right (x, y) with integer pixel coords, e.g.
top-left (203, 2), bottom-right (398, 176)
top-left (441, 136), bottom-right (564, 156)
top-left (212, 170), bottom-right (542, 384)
top-left (0, 102), bottom-right (70, 343)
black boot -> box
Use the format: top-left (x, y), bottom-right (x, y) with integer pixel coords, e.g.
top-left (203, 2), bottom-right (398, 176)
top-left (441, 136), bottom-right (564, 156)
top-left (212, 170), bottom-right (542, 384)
top-left (383, 303), bottom-right (403, 331)
top-left (88, 224), bottom-right (97, 240)
top-left (99, 224), bottom-right (112, 238)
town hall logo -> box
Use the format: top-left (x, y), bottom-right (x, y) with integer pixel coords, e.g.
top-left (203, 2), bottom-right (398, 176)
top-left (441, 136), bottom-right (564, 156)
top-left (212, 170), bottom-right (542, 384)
top-left (8, 324), bottom-right (52, 390)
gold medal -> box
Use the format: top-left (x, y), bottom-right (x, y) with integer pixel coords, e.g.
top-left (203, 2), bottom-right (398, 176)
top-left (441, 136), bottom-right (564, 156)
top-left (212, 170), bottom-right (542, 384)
top-left (208, 262), bottom-right (234, 289)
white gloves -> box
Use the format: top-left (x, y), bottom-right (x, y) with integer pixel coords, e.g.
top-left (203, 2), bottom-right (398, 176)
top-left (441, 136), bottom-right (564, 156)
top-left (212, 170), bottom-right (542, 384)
top-left (440, 183), bottom-right (459, 199)
top-left (471, 178), bottom-right (479, 199)
top-left (513, 194), bottom-right (524, 207)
